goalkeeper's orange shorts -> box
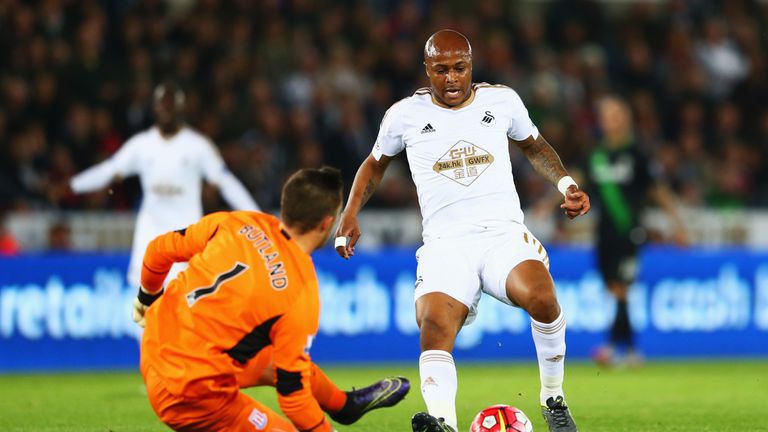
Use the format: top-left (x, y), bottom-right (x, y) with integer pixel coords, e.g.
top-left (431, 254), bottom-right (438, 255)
top-left (143, 365), bottom-right (296, 432)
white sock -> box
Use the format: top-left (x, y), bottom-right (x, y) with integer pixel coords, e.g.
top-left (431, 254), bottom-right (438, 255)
top-left (530, 310), bottom-right (567, 405)
top-left (419, 350), bottom-right (458, 429)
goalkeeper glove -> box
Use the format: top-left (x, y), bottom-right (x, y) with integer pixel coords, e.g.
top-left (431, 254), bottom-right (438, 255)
top-left (132, 286), bottom-right (163, 328)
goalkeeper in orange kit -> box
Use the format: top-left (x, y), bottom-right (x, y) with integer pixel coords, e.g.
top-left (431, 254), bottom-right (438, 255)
top-left (132, 166), bottom-right (409, 431)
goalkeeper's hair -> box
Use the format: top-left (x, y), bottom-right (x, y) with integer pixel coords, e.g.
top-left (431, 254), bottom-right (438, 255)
top-left (281, 166), bottom-right (344, 234)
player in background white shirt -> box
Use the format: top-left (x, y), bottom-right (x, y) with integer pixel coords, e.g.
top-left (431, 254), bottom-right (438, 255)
top-left (69, 82), bottom-right (259, 288)
top-left (335, 30), bottom-right (590, 432)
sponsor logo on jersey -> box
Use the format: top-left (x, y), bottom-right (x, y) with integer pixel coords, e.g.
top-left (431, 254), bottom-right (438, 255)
top-left (151, 183), bottom-right (183, 196)
top-left (432, 140), bottom-right (495, 186)
top-left (480, 110), bottom-right (496, 126)
top-left (591, 155), bottom-right (635, 183)
top-left (248, 408), bottom-right (268, 430)
top-left (421, 123), bottom-right (436, 134)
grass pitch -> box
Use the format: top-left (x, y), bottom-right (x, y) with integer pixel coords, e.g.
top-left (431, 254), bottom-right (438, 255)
top-left (0, 360), bottom-right (765, 431)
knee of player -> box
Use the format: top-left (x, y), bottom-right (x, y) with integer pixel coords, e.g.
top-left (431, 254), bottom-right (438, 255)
top-left (417, 314), bottom-right (461, 340)
top-left (519, 284), bottom-right (559, 319)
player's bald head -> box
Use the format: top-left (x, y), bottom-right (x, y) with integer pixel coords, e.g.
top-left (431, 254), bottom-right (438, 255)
top-left (424, 29), bottom-right (472, 62)
top-left (423, 30), bottom-right (474, 108)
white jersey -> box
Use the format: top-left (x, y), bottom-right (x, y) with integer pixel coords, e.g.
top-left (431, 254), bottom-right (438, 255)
top-left (71, 126), bottom-right (259, 286)
top-left (372, 84), bottom-right (539, 241)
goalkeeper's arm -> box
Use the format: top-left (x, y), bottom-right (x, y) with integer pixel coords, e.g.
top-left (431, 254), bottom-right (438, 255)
top-left (131, 212), bottom-right (230, 327)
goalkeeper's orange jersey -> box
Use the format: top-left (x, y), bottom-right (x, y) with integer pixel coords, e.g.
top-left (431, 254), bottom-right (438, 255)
top-left (139, 211), bottom-right (326, 431)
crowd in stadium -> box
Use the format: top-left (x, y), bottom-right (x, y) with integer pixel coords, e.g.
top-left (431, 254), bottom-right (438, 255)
top-left (1, 0), bottom-right (767, 214)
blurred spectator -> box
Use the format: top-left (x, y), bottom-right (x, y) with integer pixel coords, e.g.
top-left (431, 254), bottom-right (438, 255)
top-left (674, 130), bottom-right (712, 206)
top-left (0, 0), bottom-right (766, 214)
top-left (708, 138), bottom-right (757, 208)
top-left (0, 212), bottom-right (20, 256)
top-left (694, 17), bottom-right (749, 99)
top-left (5, 124), bottom-right (50, 209)
top-left (755, 110), bottom-right (768, 205)
top-left (323, 97), bottom-right (374, 182)
top-left (47, 219), bottom-right (72, 251)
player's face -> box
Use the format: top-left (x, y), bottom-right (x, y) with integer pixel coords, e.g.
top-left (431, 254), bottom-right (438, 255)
top-left (425, 54), bottom-right (473, 107)
top-left (153, 92), bottom-right (181, 128)
top-left (598, 99), bottom-right (631, 145)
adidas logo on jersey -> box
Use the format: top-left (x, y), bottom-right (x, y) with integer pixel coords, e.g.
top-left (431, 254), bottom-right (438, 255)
top-left (421, 123), bottom-right (436, 134)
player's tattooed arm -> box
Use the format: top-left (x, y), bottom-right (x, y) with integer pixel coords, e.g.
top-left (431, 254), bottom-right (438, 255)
top-left (344, 154), bottom-right (394, 214)
top-left (511, 135), bottom-right (568, 186)
top-left (336, 154), bottom-right (394, 259)
top-left (361, 178), bottom-right (377, 206)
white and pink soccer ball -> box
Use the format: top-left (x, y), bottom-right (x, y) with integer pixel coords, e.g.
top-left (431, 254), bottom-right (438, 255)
top-left (469, 404), bottom-right (533, 432)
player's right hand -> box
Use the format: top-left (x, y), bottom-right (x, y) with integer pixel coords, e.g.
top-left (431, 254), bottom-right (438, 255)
top-left (561, 185), bottom-right (590, 219)
top-left (334, 212), bottom-right (361, 260)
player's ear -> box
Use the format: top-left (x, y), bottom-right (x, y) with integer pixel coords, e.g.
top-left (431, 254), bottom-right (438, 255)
top-left (318, 215), bottom-right (335, 233)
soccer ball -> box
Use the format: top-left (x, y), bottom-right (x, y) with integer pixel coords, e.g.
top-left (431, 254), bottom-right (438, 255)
top-left (469, 405), bottom-right (533, 432)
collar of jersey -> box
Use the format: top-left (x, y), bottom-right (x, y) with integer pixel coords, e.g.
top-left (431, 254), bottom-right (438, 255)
top-left (154, 125), bottom-right (186, 141)
top-left (430, 88), bottom-right (476, 111)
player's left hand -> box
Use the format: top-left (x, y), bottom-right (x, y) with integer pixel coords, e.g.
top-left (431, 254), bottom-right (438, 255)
top-left (132, 286), bottom-right (163, 328)
top-left (132, 298), bottom-right (149, 328)
top-left (561, 185), bottom-right (590, 219)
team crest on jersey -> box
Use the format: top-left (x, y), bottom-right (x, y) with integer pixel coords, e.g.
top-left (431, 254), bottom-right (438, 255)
top-left (480, 110), bottom-right (496, 126)
top-left (248, 408), bottom-right (268, 430)
top-left (432, 140), bottom-right (495, 186)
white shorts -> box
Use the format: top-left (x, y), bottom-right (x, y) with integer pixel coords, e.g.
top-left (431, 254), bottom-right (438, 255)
top-left (414, 222), bottom-right (550, 326)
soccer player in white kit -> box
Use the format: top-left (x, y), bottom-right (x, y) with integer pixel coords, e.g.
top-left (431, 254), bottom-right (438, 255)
top-left (69, 82), bottom-right (259, 289)
top-left (335, 30), bottom-right (590, 432)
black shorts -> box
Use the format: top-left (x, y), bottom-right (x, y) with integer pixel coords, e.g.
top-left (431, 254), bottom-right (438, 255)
top-left (596, 238), bottom-right (638, 285)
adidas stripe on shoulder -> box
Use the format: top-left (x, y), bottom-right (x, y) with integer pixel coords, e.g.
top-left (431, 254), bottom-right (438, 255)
top-left (472, 82), bottom-right (512, 90)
